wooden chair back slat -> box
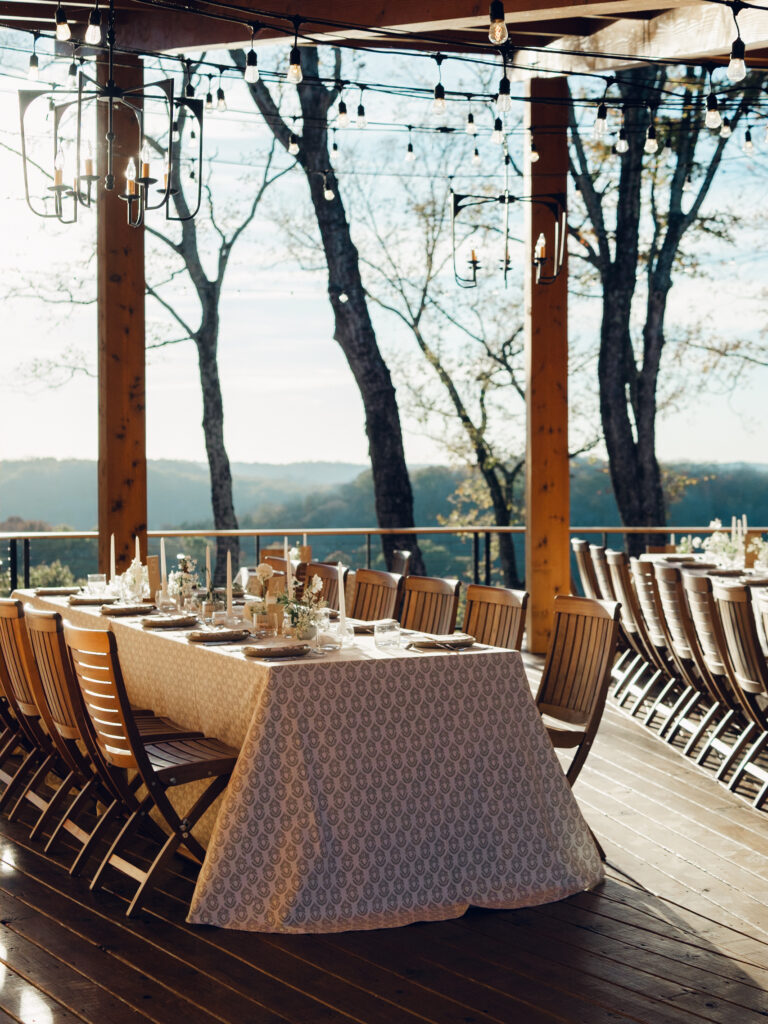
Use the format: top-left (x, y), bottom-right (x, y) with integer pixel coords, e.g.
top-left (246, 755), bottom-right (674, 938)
top-left (571, 539), bottom-right (599, 599)
top-left (682, 573), bottom-right (731, 679)
top-left (714, 584), bottom-right (768, 707)
top-left (64, 625), bottom-right (139, 770)
top-left (589, 545), bottom-right (617, 601)
top-left (0, 601), bottom-right (40, 716)
top-left (400, 576), bottom-right (460, 635)
top-left (350, 569), bottom-right (402, 621)
top-left (305, 563), bottom-right (347, 611)
top-left (629, 559), bottom-right (669, 651)
top-left (25, 609), bottom-right (81, 740)
top-left (462, 584), bottom-right (528, 649)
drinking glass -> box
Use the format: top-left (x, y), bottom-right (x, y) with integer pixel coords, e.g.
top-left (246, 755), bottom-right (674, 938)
top-left (155, 590), bottom-right (176, 613)
top-left (87, 573), bottom-right (107, 595)
top-left (374, 619), bottom-right (401, 650)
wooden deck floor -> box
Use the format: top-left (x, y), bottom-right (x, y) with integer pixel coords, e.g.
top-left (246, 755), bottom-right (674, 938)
top-left (0, 662), bottom-right (765, 1023)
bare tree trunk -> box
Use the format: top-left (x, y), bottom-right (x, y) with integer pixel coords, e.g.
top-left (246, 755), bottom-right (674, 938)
top-left (234, 46), bottom-right (425, 575)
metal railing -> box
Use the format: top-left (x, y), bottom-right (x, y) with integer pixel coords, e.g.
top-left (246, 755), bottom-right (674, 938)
top-left (1, 524), bottom-right (755, 592)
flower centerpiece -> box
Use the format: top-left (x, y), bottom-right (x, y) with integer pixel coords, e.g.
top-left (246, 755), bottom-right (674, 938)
top-left (701, 519), bottom-right (743, 567)
top-left (676, 535), bottom-right (701, 555)
top-left (279, 573), bottom-right (325, 639)
top-left (748, 534), bottom-right (768, 570)
top-left (168, 554), bottom-right (199, 606)
top-left (120, 556), bottom-right (149, 602)
top-left (243, 563), bottom-right (276, 629)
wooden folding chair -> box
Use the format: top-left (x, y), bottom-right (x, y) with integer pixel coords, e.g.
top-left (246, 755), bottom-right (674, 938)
top-left (400, 576), bottom-right (460, 635)
top-left (64, 623), bottom-right (238, 916)
top-left (535, 595), bottom-right (621, 786)
top-left (571, 539), bottom-right (599, 599)
top-left (305, 562), bottom-right (347, 611)
top-left (462, 584), bottom-right (527, 649)
top-left (712, 584), bottom-right (768, 806)
top-left (350, 568), bottom-right (402, 621)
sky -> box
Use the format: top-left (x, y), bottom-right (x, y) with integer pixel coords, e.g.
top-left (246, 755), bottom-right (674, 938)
top-left (1, 34), bottom-right (767, 469)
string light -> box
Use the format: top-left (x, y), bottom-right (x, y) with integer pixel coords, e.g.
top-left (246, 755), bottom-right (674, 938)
top-left (644, 121), bottom-right (658, 155)
top-left (727, 8), bottom-right (747, 83)
top-left (357, 89), bottom-right (367, 128)
top-left (28, 36), bottom-right (39, 81)
top-left (205, 75), bottom-right (214, 111)
top-left (720, 116), bottom-right (732, 138)
top-left (331, 129), bottom-right (339, 160)
top-left (287, 21), bottom-right (303, 85)
top-left (488, 0), bottom-right (508, 45)
top-left (216, 71), bottom-right (227, 111)
top-left (337, 90), bottom-right (350, 128)
top-left (496, 73), bottom-right (512, 113)
top-left (288, 132), bottom-right (300, 156)
top-left (744, 125), bottom-right (754, 155)
top-left (491, 116), bottom-right (504, 145)
top-left (171, 120), bottom-right (180, 143)
top-left (405, 126), bottom-right (416, 162)
top-left (55, 3), bottom-right (71, 42)
top-left (472, 146), bottom-right (481, 166)
top-left (432, 56), bottom-right (446, 116)
top-left (593, 101), bottom-right (608, 139)
top-left (85, 3), bottom-right (102, 45)
top-left (68, 56), bottom-right (77, 83)
top-left (323, 172), bottom-right (335, 200)
top-left (616, 126), bottom-right (629, 154)
top-left (530, 134), bottom-right (540, 162)
top-left (465, 110), bottom-right (477, 136)
top-left (682, 172), bottom-right (693, 193)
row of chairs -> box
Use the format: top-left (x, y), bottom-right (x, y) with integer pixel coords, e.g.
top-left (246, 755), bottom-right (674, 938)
top-left (572, 540), bottom-right (768, 808)
top-left (0, 599), bottom-right (238, 916)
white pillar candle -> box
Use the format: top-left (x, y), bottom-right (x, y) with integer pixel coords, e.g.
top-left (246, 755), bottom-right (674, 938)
top-left (731, 516), bottom-right (737, 544)
top-left (206, 545), bottom-right (212, 593)
top-left (338, 562), bottom-right (347, 632)
top-left (109, 534), bottom-right (116, 584)
top-left (226, 550), bottom-right (233, 618)
top-left (743, 513), bottom-right (748, 535)
top-left (302, 533), bottom-right (307, 547)
top-left (284, 537), bottom-right (293, 599)
top-left (160, 537), bottom-right (167, 590)
top-left (135, 535), bottom-right (141, 564)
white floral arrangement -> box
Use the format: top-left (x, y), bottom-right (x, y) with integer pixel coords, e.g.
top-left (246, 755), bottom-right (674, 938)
top-left (701, 519), bottom-right (743, 565)
top-left (120, 557), bottom-right (149, 600)
top-left (246, 562), bottom-right (275, 597)
top-left (676, 535), bottom-right (701, 554)
top-left (279, 573), bottom-right (325, 636)
top-left (289, 545), bottom-right (300, 560)
top-left (748, 534), bottom-right (768, 569)
top-left (168, 553), bottom-right (199, 599)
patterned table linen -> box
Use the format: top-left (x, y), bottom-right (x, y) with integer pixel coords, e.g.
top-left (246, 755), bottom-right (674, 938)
top-left (19, 592), bottom-right (603, 934)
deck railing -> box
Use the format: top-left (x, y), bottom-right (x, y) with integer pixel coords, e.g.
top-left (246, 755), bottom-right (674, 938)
top-left (0, 524), bottom-right (754, 592)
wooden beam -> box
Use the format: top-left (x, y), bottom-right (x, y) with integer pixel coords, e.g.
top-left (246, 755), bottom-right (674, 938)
top-left (514, 2), bottom-right (768, 74)
top-left (96, 54), bottom-right (147, 574)
top-left (524, 76), bottom-right (570, 654)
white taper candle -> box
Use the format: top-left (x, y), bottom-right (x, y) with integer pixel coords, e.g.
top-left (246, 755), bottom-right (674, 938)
top-left (226, 550), bottom-right (233, 618)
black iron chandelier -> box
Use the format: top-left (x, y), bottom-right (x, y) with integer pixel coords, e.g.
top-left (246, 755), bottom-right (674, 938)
top-left (19, 0), bottom-right (203, 228)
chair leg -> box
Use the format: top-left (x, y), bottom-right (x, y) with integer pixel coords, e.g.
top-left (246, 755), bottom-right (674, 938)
top-left (637, 672), bottom-right (672, 723)
top-left (29, 769), bottom-right (78, 841)
top-left (0, 749), bottom-right (43, 814)
top-left (715, 722), bottom-right (759, 782)
top-left (8, 753), bottom-right (56, 822)
top-left (664, 691), bottom-right (701, 744)
top-left (45, 775), bottom-right (98, 854)
top-left (727, 732), bottom-right (768, 794)
top-left (681, 702), bottom-right (721, 758)
top-left (696, 709), bottom-right (735, 767)
top-left (69, 797), bottom-right (124, 877)
top-left (125, 829), bottom-right (182, 918)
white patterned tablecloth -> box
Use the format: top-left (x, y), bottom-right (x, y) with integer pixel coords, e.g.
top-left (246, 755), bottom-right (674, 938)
top-left (19, 591), bottom-right (603, 934)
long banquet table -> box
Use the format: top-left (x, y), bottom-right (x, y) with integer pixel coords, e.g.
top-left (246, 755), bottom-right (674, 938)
top-left (18, 591), bottom-right (603, 934)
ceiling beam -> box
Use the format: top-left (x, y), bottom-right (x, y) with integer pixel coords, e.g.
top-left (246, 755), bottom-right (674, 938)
top-left (513, 2), bottom-right (768, 74)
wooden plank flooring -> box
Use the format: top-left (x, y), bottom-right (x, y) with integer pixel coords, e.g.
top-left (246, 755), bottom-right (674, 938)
top-left (0, 661), bottom-right (765, 1023)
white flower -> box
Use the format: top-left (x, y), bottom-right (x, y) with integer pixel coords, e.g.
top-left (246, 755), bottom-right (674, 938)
top-left (256, 563), bottom-right (274, 583)
top-left (309, 575), bottom-right (323, 595)
top-left (289, 546), bottom-right (300, 560)
top-left (692, 537), bottom-right (702, 549)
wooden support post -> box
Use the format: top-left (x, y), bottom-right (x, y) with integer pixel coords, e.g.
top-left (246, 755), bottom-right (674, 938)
top-left (97, 55), bottom-right (147, 574)
top-left (524, 76), bottom-right (570, 654)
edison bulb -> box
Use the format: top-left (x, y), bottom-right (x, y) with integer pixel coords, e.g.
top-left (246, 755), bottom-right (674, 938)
top-left (288, 133), bottom-right (299, 156)
top-left (28, 53), bottom-right (39, 81)
top-left (472, 147), bottom-right (481, 166)
top-left (357, 104), bottom-right (367, 128)
top-left (488, 0), bottom-right (508, 45)
top-left (491, 117), bottom-right (504, 145)
top-left (405, 142), bottom-right (415, 163)
top-left (337, 100), bottom-right (349, 128)
top-left (720, 117), bottom-right (732, 139)
top-left (496, 78), bottom-right (512, 113)
top-left (55, 5), bottom-right (71, 41)
top-left (465, 112), bottom-right (477, 136)
top-left (644, 127), bottom-right (658, 155)
top-left (593, 102), bottom-right (607, 139)
top-left (217, 88), bottom-right (227, 112)
top-left (287, 46), bottom-right (303, 85)
top-left (244, 49), bottom-right (259, 84)
top-left (616, 128), bottom-right (629, 154)
top-left (705, 92), bottom-right (721, 130)
top-left (727, 38), bottom-right (746, 83)
top-left (85, 6), bottom-right (101, 44)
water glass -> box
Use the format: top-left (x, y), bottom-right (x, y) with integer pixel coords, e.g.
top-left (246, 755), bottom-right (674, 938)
top-left (86, 573), bottom-right (107, 595)
top-left (155, 590), bottom-right (176, 613)
top-left (374, 619), bottom-right (401, 650)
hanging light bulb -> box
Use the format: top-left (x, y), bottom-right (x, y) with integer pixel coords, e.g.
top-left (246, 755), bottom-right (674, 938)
top-left (287, 46), bottom-right (303, 85)
top-left (337, 99), bottom-right (349, 128)
top-left (405, 127), bottom-right (415, 163)
top-left (55, 3), bottom-right (71, 42)
top-left (331, 130), bottom-right (339, 160)
top-left (720, 117), bottom-right (732, 139)
top-left (53, 146), bottom-right (64, 186)
top-left (727, 35), bottom-right (746, 83)
top-left (244, 49), bottom-right (259, 84)
top-left (433, 82), bottom-right (446, 116)
top-left (85, 3), bottom-right (102, 44)
top-left (530, 135), bottom-right (540, 162)
top-left (357, 102), bottom-right (367, 128)
top-left (205, 76), bottom-right (214, 111)
top-left (491, 117), bottom-right (504, 145)
top-left (323, 173), bottom-right (335, 201)
top-left (472, 146), bottom-right (481, 166)
top-left (682, 173), bottom-right (693, 193)
top-left (171, 120), bottom-right (180, 143)
top-left (288, 132), bottom-right (300, 156)
top-left (744, 126), bottom-right (754, 155)
top-left (216, 74), bottom-right (227, 111)
top-left (28, 51), bottom-right (39, 81)
top-left (616, 127), bottom-right (629, 154)
top-left (465, 111), bottom-right (477, 136)
top-left (644, 122), bottom-right (658, 155)
top-left (705, 89), bottom-right (721, 130)
top-left (488, 0), bottom-right (508, 45)
top-left (496, 76), bottom-right (512, 113)
top-left (68, 58), bottom-right (77, 83)
top-left (593, 101), bottom-right (608, 139)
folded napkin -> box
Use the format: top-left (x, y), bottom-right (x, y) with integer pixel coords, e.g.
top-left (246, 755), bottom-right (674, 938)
top-left (36, 587), bottom-right (80, 597)
top-left (69, 595), bottom-right (118, 606)
top-left (102, 603), bottom-right (156, 617)
top-left (406, 633), bottom-right (476, 651)
top-left (187, 628), bottom-right (251, 644)
top-left (142, 614), bottom-right (198, 629)
top-left (243, 642), bottom-right (312, 660)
